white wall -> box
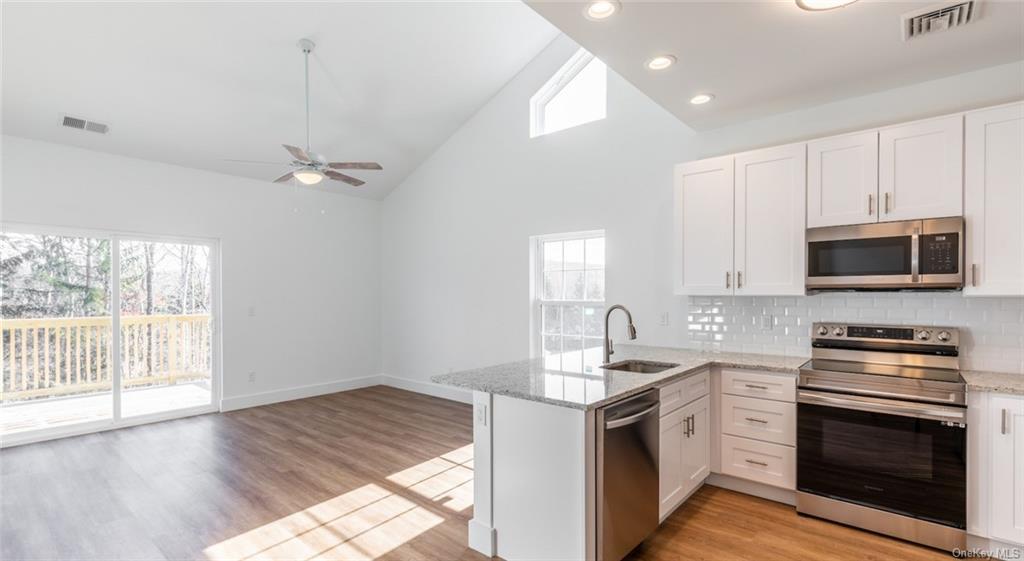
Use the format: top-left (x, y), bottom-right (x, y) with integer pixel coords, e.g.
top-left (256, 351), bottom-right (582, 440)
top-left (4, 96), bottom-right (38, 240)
top-left (381, 37), bottom-right (1024, 389)
top-left (380, 35), bottom-right (698, 390)
top-left (1, 135), bottom-right (381, 407)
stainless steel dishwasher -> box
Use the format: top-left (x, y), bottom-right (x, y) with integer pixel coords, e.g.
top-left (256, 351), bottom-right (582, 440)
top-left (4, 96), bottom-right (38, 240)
top-left (596, 389), bottom-right (660, 561)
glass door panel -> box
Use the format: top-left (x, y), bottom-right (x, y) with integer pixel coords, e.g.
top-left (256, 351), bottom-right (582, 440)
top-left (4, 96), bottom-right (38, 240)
top-left (1, 232), bottom-right (113, 435)
top-left (120, 240), bottom-right (212, 417)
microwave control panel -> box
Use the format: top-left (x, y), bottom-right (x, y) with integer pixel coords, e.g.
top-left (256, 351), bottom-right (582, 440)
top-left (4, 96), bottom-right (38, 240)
top-left (919, 233), bottom-right (959, 275)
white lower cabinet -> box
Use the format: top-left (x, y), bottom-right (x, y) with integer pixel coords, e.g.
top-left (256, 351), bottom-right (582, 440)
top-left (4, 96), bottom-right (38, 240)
top-left (989, 394), bottom-right (1024, 545)
top-left (720, 434), bottom-right (796, 490)
top-left (659, 389), bottom-right (710, 519)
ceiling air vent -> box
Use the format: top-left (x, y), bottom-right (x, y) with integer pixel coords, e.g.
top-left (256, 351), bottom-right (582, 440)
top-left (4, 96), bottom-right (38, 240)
top-left (902, 1), bottom-right (979, 41)
top-left (61, 114), bottom-right (109, 134)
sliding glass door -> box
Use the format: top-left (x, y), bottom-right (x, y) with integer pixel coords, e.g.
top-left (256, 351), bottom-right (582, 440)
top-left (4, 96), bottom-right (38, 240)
top-left (1, 228), bottom-right (217, 443)
top-left (120, 240), bottom-right (213, 418)
top-left (1, 232), bottom-right (114, 434)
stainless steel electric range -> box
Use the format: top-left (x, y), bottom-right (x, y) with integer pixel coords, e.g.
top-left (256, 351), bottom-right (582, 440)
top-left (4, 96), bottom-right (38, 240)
top-left (796, 323), bottom-right (967, 552)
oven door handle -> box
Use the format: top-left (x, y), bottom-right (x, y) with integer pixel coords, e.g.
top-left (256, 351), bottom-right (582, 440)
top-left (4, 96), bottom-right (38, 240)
top-left (798, 390), bottom-right (966, 423)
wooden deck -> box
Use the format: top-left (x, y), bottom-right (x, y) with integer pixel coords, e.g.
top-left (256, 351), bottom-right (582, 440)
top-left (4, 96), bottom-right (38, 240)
top-left (0, 382), bottom-right (211, 435)
top-left (0, 386), bottom-right (952, 561)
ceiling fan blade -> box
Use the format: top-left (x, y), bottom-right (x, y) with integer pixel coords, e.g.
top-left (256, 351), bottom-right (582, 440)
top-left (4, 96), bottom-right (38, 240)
top-left (273, 171), bottom-right (295, 183)
top-left (282, 144), bottom-right (312, 163)
top-left (325, 170), bottom-right (365, 187)
top-left (327, 162), bottom-right (383, 171)
top-left (223, 158), bottom-right (286, 166)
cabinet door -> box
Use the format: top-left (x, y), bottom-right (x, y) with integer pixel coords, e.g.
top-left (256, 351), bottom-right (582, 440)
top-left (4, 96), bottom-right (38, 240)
top-left (680, 395), bottom-right (711, 497)
top-left (807, 131), bottom-right (879, 228)
top-left (879, 115), bottom-right (963, 221)
top-left (990, 394), bottom-right (1024, 545)
top-left (675, 156), bottom-right (735, 295)
top-left (964, 103), bottom-right (1024, 296)
top-left (659, 407), bottom-right (686, 519)
top-left (734, 144), bottom-right (807, 296)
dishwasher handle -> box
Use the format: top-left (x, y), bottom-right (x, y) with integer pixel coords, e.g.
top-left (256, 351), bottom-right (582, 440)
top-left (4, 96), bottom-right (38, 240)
top-left (605, 403), bottom-right (660, 429)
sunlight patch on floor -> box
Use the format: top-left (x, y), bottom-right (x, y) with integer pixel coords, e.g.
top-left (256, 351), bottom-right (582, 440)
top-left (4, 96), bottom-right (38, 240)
top-left (203, 444), bottom-right (474, 561)
top-left (387, 443), bottom-right (473, 512)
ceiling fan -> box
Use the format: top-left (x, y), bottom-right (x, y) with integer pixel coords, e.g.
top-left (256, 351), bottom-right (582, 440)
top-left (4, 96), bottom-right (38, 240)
top-left (230, 38), bottom-right (382, 187)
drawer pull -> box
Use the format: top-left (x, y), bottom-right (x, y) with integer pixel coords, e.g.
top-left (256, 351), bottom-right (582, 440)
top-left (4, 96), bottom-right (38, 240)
top-left (745, 459), bottom-right (768, 467)
top-left (745, 417), bottom-right (768, 424)
top-left (744, 384), bottom-right (768, 390)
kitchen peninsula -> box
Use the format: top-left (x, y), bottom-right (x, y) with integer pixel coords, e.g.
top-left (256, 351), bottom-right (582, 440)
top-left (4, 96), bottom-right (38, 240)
top-left (432, 345), bottom-right (808, 561)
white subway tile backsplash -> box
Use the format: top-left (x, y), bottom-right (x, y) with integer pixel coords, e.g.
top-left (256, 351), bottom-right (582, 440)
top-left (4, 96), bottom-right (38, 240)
top-left (685, 294), bottom-right (1024, 374)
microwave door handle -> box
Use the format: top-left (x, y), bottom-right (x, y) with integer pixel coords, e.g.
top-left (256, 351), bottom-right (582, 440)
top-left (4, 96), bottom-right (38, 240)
top-left (911, 228), bottom-right (920, 283)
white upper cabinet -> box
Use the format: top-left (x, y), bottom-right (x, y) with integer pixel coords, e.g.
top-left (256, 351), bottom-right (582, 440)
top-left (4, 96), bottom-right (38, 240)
top-left (879, 115), bottom-right (964, 221)
top-left (734, 143), bottom-right (807, 296)
top-left (964, 102), bottom-right (1024, 297)
top-left (807, 131), bottom-right (879, 228)
top-left (675, 156), bottom-right (734, 295)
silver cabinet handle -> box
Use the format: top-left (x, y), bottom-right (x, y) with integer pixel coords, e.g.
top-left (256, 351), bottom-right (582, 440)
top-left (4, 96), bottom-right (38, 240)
top-left (683, 415), bottom-right (691, 438)
top-left (745, 417), bottom-right (768, 424)
top-left (725, 271), bottom-right (731, 289)
top-left (884, 192), bottom-right (891, 214)
top-left (745, 384), bottom-right (768, 390)
top-left (689, 414), bottom-right (695, 437)
top-left (1004, 409), bottom-right (1011, 435)
top-left (745, 459), bottom-right (768, 467)
top-left (972, 263), bottom-right (979, 287)
top-left (868, 193), bottom-right (874, 215)
top-left (737, 271), bottom-right (743, 289)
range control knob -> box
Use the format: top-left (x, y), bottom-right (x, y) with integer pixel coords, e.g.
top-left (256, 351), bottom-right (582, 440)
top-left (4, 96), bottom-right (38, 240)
top-left (832, 326), bottom-right (845, 337)
top-left (917, 330), bottom-right (931, 341)
top-left (937, 330), bottom-right (952, 342)
top-left (817, 326), bottom-right (829, 336)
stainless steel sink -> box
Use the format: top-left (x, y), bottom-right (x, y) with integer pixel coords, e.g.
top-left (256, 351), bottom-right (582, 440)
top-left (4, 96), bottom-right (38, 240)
top-left (601, 359), bottom-right (679, 374)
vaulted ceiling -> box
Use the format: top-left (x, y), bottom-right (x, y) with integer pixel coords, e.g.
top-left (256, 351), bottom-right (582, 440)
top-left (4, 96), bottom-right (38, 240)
top-left (526, 0), bottom-right (1024, 130)
top-left (1, 2), bottom-right (559, 199)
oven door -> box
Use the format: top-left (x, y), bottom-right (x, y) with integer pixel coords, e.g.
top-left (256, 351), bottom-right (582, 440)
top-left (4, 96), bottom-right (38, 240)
top-left (806, 221), bottom-right (917, 289)
top-left (797, 390), bottom-right (966, 529)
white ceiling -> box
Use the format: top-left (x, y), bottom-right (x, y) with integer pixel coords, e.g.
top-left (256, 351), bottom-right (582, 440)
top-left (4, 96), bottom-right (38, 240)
top-left (526, 0), bottom-right (1024, 130)
top-left (1, 2), bottom-right (559, 199)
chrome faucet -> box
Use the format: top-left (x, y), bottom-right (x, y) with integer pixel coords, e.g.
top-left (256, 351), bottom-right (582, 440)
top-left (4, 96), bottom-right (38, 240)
top-left (603, 304), bottom-right (637, 364)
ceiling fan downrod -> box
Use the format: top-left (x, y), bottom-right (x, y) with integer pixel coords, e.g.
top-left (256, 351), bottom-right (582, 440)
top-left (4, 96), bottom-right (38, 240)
top-left (297, 38), bottom-right (316, 155)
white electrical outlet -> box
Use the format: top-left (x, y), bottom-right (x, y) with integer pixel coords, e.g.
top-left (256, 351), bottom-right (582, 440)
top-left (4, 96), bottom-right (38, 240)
top-left (247, 306), bottom-right (256, 317)
top-left (659, 312), bottom-right (670, 326)
top-left (248, 371), bottom-right (256, 383)
top-left (760, 315), bottom-right (775, 331)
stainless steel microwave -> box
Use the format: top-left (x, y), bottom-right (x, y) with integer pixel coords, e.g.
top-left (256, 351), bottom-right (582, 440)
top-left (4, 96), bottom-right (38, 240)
top-left (806, 217), bottom-right (964, 291)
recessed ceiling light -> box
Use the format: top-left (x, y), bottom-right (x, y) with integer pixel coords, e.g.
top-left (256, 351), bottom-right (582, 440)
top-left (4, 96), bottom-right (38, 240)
top-left (585, 0), bottom-right (620, 20)
top-left (646, 55), bottom-right (676, 71)
top-left (796, 0), bottom-right (858, 11)
top-left (690, 94), bottom-right (714, 105)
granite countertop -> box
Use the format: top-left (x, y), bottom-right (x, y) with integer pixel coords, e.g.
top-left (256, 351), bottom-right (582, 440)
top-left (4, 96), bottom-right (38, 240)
top-left (961, 370), bottom-right (1024, 396)
top-left (431, 344), bottom-right (808, 411)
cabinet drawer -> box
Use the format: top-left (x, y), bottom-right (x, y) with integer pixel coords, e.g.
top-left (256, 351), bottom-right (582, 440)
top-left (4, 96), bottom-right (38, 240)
top-left (721, 368), bottom-right (796, 402)
top-left (720, 434), bottom-right (795, 490)
top-left (660, 369), bottom-right (710, 416)
top-left (720, 394), bottom-right (796, 446)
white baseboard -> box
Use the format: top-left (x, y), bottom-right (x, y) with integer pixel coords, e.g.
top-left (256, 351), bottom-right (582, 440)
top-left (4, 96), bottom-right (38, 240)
top-left (378, 374), bottom-right (473, 404)
top-left (706, 473), bottom-right (796, 506)
top-left (468, 519), bottom-right (497, 557)
top-left (967, 535), bottom-right (1024, 560)
top-left (221, 375), bottom-right (382, 412)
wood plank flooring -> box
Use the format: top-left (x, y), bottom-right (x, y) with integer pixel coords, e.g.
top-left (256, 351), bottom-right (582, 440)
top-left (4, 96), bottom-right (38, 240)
top-left (1, 386), bottom-right (952, 560)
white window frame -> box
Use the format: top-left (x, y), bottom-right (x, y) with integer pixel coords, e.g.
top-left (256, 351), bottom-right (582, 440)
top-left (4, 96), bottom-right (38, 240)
top-left (529, 48), bottom-right (606, 138)
top-left (0, 221), bottom-right (222, 448)
top-left (529, 229), bottom-right (606, 364)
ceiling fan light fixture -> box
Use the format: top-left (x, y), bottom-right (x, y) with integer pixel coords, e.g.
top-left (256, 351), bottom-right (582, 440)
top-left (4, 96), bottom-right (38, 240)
top-left (293, 169), bottom-right (324, 185)
top-left (796, 0), bottom-right (858, 11)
